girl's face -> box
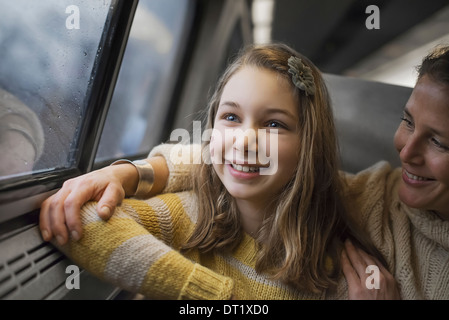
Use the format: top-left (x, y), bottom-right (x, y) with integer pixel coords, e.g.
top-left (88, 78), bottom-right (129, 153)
top-left (394, 75), bottom-right (449, 219)
top-left (210, 66), bottom-right (301, 208)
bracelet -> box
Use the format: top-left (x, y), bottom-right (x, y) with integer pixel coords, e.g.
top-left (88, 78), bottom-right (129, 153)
top-left (110, 159), bottom-right (154, 199)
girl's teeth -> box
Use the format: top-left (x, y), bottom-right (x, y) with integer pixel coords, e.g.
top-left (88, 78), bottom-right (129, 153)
top-left (232, 164), bottom-right (259, 173)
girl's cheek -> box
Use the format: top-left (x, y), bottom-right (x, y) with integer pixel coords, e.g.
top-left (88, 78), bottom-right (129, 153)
top-left (209, 129), bottom-right (226, 164)
top-left (209, 137), bottom-right (218, 164)
top-left (209, 135), bottom-right (215, 157)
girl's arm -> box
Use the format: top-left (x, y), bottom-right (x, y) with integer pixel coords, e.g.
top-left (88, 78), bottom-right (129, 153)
top-left (40, 143), bottom-right (199, 245)
top-left (147, 143), bottom-right (200, 193)
top-left (56, 196), bottom-right (233, 299)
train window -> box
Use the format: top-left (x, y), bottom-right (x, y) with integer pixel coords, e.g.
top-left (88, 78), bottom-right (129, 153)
top-left (0, 0), bottom-right (139, 218)
top-left (95, 0), bottom-right (194, 164)
top-left (0, 0), bottom-right (114, 181)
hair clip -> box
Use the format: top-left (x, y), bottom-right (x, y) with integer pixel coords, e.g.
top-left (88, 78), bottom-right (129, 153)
top-left (287, 56), bottom-right (315, 96)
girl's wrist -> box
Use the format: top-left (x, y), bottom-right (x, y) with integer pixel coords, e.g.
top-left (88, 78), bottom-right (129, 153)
top-left (108, 161), bottom-right (140, 197)
top-left (110, 159), bottom-right (154, 198)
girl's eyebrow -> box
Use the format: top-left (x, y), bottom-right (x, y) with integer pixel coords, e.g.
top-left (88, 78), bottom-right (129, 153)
top-left (264, 107), bottom-right (297, 119)
top-left (219, 101), bottom-right (296, 119)
top-left (219, 101), bottom-right (239, 109)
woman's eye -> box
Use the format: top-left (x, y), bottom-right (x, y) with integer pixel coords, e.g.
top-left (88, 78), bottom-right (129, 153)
top-left (400, 116), bottom-right (413, 128)
top-left (431, 137), bottom-right (449, 151)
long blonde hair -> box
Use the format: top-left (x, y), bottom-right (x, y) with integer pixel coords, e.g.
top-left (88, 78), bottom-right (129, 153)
top-left (183, 43), bottom-right (384, 292)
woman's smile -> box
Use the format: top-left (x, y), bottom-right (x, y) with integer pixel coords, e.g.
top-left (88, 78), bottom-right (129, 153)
top-left (402, 168), bottom-right (435, 185)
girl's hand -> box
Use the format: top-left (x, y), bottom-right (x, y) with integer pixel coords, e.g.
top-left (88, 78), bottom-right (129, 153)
top-left (39, 163), bottom-right (138, 246)
top-left (341, 239), bottom-right (401, 300)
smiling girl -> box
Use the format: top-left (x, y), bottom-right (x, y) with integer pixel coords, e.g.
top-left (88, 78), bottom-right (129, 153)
top-left (40, 43), bottom-right (394, 299)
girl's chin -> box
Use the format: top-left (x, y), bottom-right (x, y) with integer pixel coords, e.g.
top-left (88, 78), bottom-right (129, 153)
top-left (226, 188), bottom-right (258, 201)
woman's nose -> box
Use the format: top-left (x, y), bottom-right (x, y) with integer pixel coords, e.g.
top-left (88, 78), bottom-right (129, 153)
top-left (399, 134), bottom-right (425, 166)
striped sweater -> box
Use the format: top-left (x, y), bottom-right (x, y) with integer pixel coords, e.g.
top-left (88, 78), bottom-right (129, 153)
top-left (59, 191), bottom-right (346, 299)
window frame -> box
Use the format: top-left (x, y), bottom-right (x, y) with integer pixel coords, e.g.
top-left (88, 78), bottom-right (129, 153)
top-left (0, 0), bottom-right (139, 221)
top-left (93, 0), bottom-right (200, 169)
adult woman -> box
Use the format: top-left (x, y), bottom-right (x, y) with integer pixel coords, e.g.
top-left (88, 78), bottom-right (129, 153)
top-left (341, 45), bottom-right (449, 299)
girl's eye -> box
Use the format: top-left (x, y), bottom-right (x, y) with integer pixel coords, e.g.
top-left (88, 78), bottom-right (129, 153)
top-left (266, 121), bottom-right (285, 129)
top-left (224, 114), bottom-right (238, 122)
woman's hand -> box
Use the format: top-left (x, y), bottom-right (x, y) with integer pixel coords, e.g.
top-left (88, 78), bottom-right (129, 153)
top-left (39, 163), bottom-right (139, 246)
top-left (341, 239), bottom-right (401, 300)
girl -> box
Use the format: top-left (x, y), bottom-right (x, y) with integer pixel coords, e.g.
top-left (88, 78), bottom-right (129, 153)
top-left (41, 43), bottom-right (394, 299)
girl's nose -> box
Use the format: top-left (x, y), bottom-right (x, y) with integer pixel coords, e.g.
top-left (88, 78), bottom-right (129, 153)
top-left (234, 128), bottom-right (258, 152)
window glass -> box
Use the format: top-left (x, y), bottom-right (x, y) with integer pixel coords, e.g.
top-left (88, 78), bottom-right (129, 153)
top-left (95, 0), bottom-right (193, 162)
top-left (0, 0), bottom-right (113, 180)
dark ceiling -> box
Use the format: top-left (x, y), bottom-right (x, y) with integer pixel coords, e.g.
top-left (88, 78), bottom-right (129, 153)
top-left (271, 0), bottom-right (449, 74)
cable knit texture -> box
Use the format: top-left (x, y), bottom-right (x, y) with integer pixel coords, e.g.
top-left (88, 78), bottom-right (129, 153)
top-left (148, 143), bottom-right (201, 193)
top-left (343, 161), bottom-right (449, 299)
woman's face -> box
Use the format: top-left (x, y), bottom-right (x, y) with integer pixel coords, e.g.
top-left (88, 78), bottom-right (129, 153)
top-left (394, 75), bottom-right (449, 219)
top-left (210, 66), bottom-right (301, 208)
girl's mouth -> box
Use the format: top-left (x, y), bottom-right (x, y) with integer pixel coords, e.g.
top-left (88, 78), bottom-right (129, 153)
top-left (231, 163), bottom-right (260, 173)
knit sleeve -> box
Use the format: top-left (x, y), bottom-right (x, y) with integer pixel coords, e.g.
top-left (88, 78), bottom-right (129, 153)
top-left (342, 161), bottom-right (398, 266)
top-left (342, 161), bottom-right (393, 220)
top-left (148, 143), bottom-right (202, 193)
top-left (56, 194), bottom-right (234, 300)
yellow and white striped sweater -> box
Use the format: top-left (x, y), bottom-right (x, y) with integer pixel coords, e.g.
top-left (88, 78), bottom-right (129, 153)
top-left (59, 191), bottom-right (345, 299)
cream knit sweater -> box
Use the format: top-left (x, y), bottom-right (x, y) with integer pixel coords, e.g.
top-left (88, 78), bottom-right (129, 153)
top-left (342, 161), bottom-right (449, 299)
